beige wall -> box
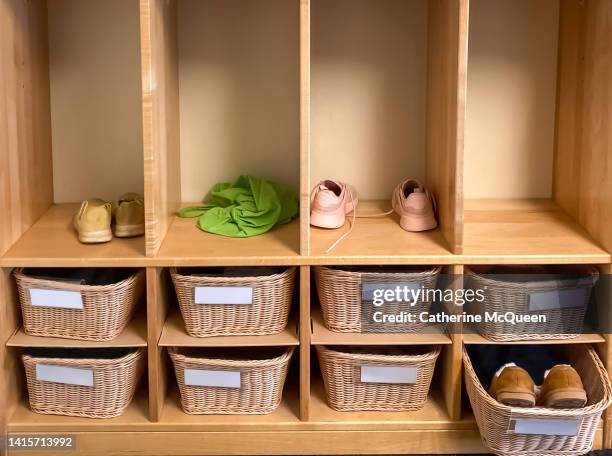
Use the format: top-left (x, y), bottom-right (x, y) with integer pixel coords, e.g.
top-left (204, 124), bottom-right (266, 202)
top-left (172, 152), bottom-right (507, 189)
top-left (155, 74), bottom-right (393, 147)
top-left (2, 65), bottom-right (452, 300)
top-left (49, 0), bottom-right (143, 203)
top-left (311, 0), bottom-right (428, 201)
top-left (465, 0), bottom-right (559, 199)
top-left (178, 0), bottom-right (300, 202)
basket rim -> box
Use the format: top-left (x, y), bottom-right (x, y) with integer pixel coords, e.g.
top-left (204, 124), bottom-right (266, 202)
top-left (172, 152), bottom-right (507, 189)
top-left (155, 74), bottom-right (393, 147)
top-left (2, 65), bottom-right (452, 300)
top-left (170, 266), bottom-right (296, 284)
top-left (14, 268), bottom-right (144, 292)
top-left (168, 346), bottom-right (294, 368)
top-left (317, 344), bottom-right (441, 363)
top-left (22, 348), bottom-right (145, 367)
top-left (465, 266), bottom-right (600, 290)
top-left (315, 265), bottom-right (443, 279)
top-left (462, 345), bottom-right (612, 417)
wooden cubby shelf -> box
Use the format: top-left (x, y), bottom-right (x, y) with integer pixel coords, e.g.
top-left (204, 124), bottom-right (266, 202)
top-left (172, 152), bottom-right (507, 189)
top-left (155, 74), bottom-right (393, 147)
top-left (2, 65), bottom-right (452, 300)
top-left (0, 205), bottom-right (146, 267)
top-left (462, 199), bottom-right (611, 265)
top-left (1, 0), bottom-right (611, 454)
top-left (310, 308), bottom-right (451, 346)
top-left (6, 313), bottom-right (148, 348)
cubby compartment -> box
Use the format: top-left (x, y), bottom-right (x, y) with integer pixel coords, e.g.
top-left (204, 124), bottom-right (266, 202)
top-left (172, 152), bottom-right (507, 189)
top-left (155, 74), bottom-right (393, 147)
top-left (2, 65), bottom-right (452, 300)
top-left (1, 0), bottom-right (145, 264)
top-left (463, 0), bottom-right (611, 263)
top-left (308, 0), bottom-right (463, 260)
top-left (149, 0), bottom-right (301, 263)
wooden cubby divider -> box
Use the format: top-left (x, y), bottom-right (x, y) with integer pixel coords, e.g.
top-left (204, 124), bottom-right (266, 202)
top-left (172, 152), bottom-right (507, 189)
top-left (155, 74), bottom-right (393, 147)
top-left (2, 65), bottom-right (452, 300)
top-left (0, 0), bottom-right (611, 454)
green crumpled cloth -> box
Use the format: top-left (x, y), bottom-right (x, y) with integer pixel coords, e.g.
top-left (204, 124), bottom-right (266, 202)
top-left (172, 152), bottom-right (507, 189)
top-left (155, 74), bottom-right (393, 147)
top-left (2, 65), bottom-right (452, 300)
top-left (179, 175), bottom-right (298, 238)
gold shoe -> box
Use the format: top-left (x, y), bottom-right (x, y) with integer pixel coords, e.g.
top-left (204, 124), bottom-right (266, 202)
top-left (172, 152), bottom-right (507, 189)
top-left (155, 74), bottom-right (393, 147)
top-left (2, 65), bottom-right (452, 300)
top-left (113, 193), bottom-right (145, 238)
top-left (74, 199), bottom-right (113, 244)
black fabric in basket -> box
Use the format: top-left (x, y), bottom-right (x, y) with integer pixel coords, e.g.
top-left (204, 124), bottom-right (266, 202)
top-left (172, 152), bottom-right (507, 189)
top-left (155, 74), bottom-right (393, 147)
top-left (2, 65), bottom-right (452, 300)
top-left (177, 266), bottom-right (288, 277)
top-left (22, 268), bottom-right (138, 286)
top-left (23, 347), bottom-right (136, 359)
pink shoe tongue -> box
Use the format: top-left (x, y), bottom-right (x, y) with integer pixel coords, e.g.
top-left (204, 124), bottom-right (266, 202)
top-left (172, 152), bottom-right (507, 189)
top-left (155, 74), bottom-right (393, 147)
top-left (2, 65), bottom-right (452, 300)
top-left (315, 189), bottom-right (340, 209)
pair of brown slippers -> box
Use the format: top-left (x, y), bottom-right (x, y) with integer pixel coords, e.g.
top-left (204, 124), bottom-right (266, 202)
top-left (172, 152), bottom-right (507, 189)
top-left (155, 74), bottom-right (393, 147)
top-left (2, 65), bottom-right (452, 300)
top-left (489, 363), bottom-right (587, 409)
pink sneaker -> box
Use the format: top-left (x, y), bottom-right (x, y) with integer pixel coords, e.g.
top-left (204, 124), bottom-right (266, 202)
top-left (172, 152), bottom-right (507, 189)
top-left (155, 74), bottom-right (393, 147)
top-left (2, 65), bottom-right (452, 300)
top-left (392, 179), bottom-right (437, 232)
top-left (310, 180), bottom-right (358, 229)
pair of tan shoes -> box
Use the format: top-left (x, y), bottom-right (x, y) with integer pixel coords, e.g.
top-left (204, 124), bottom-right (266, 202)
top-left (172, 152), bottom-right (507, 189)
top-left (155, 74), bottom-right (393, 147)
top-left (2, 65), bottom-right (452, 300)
top-left (489, 363), bottom-right (587, 409)
top-left (73, 193), bottom-right (144, 244)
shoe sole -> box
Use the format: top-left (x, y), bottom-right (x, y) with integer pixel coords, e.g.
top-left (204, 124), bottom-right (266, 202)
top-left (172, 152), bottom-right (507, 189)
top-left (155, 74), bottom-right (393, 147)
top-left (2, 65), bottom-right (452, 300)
top-left (78, 229), bottom-right (113, 244)
top-left (543, 390), bottom-right (587, 409)
top-left (114, 224), bottom-right (145, 238)
top-left (497, 391), bottom-right (536, 407)
top-left (310, 198), bottom-right (358, 229)
top-left (399, 214), bottom-right (437, 232)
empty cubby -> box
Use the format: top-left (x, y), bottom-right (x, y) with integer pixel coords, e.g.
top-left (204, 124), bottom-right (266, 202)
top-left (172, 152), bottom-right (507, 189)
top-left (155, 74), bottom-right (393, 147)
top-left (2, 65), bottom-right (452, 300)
top-left (463, 0), bottom-right (610, 263)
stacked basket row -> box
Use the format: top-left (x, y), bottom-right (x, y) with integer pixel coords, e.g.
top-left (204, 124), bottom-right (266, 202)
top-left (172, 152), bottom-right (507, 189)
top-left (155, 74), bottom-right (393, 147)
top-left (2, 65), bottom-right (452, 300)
top-left (14, 268), bottom-right (147, 418)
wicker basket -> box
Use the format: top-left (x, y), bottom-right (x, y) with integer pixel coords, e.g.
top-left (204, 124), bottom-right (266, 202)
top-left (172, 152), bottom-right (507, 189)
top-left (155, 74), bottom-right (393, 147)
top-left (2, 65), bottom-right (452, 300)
top-left (463, 345), bottom-right (612, 456)
top-left (316, 345), bottom-right (441, 411)
top-left (315, 265), bottom-right (442, 333)
top-left (23, 348), bottom-right (145, 419)
top-left (15, 268), bottom-right (145, 341)
top-left (169, 347), bottom-right (294, 415)
top-left (170, 267), bottom-right (295, 337)
top-left (466, 266), bottom-right (599, 342)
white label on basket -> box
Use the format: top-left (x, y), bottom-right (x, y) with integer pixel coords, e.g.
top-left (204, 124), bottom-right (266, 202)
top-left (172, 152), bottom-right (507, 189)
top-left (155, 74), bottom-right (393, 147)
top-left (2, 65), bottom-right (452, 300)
top-left (360, 366), bottom-right (417, 384)
top-left (362, 282), bottom-right (420, 305)
top-left (194, 287), bottom-right (253, 305)
top-left (36, 365), bottom-right (94, 387)
top-left (528, 288), bottom-right (587, 311)
top-left (513, 418), bottom-right (580, 436)
top-left (184, 369), bottom-right (241, 388)
top-left (29, 289), bottom-right (83, 309)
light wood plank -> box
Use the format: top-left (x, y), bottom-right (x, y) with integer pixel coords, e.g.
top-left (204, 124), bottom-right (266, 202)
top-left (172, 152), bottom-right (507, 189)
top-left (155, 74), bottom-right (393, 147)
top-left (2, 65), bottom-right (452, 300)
top-left (0, 268), bottom-right (23, 452)
top-left (6, 312), bottom-right (147, 348)
top-left (3, 429), bottom-right (500, 456)
top-left (300, 0), bottom-right (311, 256)
top-left (147, 267), bottom-right (171, 422)
top-left (159, 311), bottom-right (299, 347)
top-left (426, 0), bottom-right (468, 254)
top-left (140, 0), bottom-right (181, 257)
top-left (441, 264), bottom-right (463, 421)
top-left (554, 0), bottom-right (612, 257)
top-left (310, 201), bottom-right (454, 264)
top-left (463, 330), bottom-right (606, 345)
top-left (299, 266), bottom-right (311, 421)
top-left (310, 307), bottom-right (451, 346)
top-left (463, 199), bottom-right (610, 264)
top-left (0, 0), bottom-right (53, 257)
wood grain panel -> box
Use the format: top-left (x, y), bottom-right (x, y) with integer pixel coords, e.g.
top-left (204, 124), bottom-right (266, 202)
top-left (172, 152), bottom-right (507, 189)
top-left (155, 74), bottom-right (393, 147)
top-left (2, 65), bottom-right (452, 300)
top-left (441, 264), bottom-right (463, 420)
top-left (140, 0), bottom-right (181, 257)
top-left (426, 0), bottom-right (468, 254)
top-left (299, 266), bottom-right (310, 420)
top-left (146, 267), bottom-right (172, 421)
top-left (300, 0), bottom-right (310, 256)
top-left (554, 0), bottom-right (612, 254)
top-left (0, 0), bottom-right (53, 256)
top-left (0, 269), bottom-right (22, 455)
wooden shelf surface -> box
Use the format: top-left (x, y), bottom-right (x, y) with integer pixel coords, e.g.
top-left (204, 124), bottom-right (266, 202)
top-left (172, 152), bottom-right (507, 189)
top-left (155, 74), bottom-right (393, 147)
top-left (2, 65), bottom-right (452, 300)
top-left (154, 212), bottom-right (301, 266)
top-left (310, 308), bottom-right (451, 346)
top-left (0, 204), bottom-right (146, 267)
top-left (462, 199), bottom-right (610, 264)
top-left (463, 327), bottom-right (606, 345)
top-left (159, 311), bottom-right (300, 347)
top-left (309, 201), bottom-right (454, 264)
top-left (6, 313), bottom-right (148, 348)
